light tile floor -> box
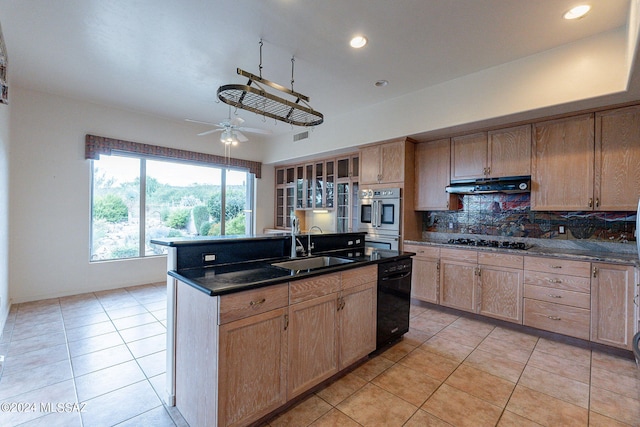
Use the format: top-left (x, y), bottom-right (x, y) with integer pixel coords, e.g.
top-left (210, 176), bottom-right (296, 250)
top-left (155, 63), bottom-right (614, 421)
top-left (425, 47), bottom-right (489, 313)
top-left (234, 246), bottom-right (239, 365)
top-left (0, 283), bottom-right (187, 427)
top-left (1, 285), bottom-right (639, 426)
top-left (267, 303), bottom-right (640, 427)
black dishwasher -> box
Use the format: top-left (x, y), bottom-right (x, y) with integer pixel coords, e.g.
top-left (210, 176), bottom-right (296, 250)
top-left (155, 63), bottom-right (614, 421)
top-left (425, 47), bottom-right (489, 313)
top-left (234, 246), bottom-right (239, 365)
top-left (376, 257), bottom-right (412, 349)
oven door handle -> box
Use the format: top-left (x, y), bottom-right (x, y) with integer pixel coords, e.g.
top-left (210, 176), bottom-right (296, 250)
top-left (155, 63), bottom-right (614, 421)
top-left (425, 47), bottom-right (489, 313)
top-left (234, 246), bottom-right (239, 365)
top-left (381, 271), bottom-right (412, 281)
top-left (373, 200), bottom-right (378, 228)
top-left (376, 200), bottom-right (382, 227)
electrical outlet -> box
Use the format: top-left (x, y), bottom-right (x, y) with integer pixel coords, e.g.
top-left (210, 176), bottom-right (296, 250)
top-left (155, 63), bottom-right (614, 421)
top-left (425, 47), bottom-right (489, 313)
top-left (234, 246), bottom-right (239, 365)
top-left (559, 225), bottom-right (565, 234)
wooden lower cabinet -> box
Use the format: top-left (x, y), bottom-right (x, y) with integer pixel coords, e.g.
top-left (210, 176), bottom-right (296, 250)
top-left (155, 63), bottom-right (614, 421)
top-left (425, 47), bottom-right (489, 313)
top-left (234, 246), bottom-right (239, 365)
top-left (524, 298), bottom-right (591, 340)
top-left (288, 293), bottom-right (339, 398)
top-left (440, 256), bottom-right (478, 312)
top-left (478, 265), bottom-right (523, 323)
top-left (477, 252), bottom-right (524, 324)
top-left (523, 256), bottom-right (591, 341)
top-left (287, 266), bottom-right (376, 399)
top-left (339, 281), bottom-right (377, 368)
top-left (175, 265), bottom-right (378, 427)
top-left (218, 308), bottom-right (288, 427)
top-left (404, 244), bottom-right (440, 304)
top-left (591, 263), bottom-right (636, 349)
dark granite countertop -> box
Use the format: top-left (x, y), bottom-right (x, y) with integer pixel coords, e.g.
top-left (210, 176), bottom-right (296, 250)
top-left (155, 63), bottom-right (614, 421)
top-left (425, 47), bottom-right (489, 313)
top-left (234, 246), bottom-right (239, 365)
top-left (169, 247), bottom-right (414, 296)
top-left (404, 239), bottom-right (639, 266)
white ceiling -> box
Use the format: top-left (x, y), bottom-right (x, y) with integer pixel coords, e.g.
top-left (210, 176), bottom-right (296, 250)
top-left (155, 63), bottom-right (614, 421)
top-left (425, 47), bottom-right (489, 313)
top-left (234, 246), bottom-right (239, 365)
top-left (0, 0), bottom-right (635, 144)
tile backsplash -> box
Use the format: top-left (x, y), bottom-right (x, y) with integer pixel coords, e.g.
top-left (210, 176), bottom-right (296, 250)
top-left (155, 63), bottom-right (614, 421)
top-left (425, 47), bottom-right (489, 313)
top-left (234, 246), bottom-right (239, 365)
top-left (422, 193), bottom-right (636, 244)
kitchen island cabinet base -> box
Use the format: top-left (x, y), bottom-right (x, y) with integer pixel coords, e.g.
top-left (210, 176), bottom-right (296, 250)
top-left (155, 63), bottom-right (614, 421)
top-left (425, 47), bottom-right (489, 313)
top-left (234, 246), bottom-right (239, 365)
top-left (173, 265), bottom-right (378, 427)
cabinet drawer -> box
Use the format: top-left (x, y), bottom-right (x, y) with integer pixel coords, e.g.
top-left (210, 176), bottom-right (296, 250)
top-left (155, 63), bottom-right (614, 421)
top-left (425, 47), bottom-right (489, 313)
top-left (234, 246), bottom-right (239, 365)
top-left (523, 298), bottom-right (590, 340)
top-left (524, 256), bottom-right (591, 277)
top-left (524, 284), bottom-right (590, 309)
top-left (524, 270), bottom-right (591, 293)
top-left (219, 283), bottom-right (289, 324)
top-left (290, 273), bottom-right (341, 304)
top-left (441, 248), bottom-right (478, 263)
top-left (404, 244), bottom-right (440, 259)
top-left (341, 265), bottom-right (377, 290)
top-left (478, 252), bottom-right (523, 269)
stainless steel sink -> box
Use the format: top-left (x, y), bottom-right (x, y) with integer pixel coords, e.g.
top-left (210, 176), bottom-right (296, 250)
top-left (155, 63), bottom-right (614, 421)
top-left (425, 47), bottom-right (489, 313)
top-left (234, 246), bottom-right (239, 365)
top-left (271, 256), bottom-right (354, 271)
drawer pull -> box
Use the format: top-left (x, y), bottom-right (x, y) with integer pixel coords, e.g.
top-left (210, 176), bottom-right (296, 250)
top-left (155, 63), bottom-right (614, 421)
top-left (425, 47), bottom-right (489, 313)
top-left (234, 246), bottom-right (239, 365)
top-left (547, 294), bottom-right (562, 298)
top-left (249, 298), bottom-right (266, 307)
top-left (550, 265), bottom-right (562, 269)
top-left (547, 279), bottom-right (562, 284)
top-left (547, 316), bottom-right (562, 321)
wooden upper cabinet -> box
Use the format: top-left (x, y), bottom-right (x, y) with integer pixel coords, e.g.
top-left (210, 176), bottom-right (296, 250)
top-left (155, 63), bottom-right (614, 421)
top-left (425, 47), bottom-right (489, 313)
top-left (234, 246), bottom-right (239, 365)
top-left (451, 132), bottom-right (488, 181)
top-left (415, 139), bottom-right (457, 210)
top-left (451, 125), bottom-right (531, 181)
top-left (595, 106), bottom-right (640, 211)
top-left (360, 139), bottom-right (408, 185)
top-left (487, 125), bottom-right (531, 178)
top-left (532, 114), bottom-right (595, 211)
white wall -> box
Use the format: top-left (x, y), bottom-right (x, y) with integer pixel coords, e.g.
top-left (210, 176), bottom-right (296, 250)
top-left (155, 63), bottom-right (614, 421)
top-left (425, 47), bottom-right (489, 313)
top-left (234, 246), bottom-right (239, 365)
top-left (263, 28), bottom-right (637, 164)
top-left (9, 87), bottom-right (274, 303)
top-left (0, 94), bottom-right (10, 325)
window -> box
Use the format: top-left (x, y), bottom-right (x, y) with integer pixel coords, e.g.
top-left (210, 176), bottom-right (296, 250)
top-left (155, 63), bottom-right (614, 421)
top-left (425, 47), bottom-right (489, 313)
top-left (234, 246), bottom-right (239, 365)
top-left (91, 154), bottom-right (254, 261)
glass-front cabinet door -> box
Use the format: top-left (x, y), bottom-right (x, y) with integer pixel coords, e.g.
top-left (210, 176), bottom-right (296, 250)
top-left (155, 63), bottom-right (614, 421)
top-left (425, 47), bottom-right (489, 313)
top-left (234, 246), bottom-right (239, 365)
top-left (337, 182), bottom-right (349, 232)
top-left (276, 187), bottom-right (285, 227)
top-left (305, 164), bottom-right (314, 209)
top-left (326, 160), bottom-right (334, 209)
top-left (315, 162), bottom-right (324, 208)
top-left (296, 165), bottom-right (304, 209)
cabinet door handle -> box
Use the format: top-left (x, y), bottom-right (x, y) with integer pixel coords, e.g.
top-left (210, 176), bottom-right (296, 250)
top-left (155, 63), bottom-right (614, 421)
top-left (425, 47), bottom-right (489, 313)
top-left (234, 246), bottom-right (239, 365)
top-left (592, 267), bottom-right (598, 278)
top-left (547, 294), bottom-right (562, 298)
top-left (588, 198), bottom-right (593, 208)
top-left (550, 265), bottom-right (562, 269)
top-left (547, 278), bottom-right (562, 283)
top-left (284, 314), bottom-right (289, 330)
top-left (547, 316), bottom-right (561, 321)
top-left (249, 298), bottom-right (266, 307)
top-left (595, 198), bottom-right (600, 208)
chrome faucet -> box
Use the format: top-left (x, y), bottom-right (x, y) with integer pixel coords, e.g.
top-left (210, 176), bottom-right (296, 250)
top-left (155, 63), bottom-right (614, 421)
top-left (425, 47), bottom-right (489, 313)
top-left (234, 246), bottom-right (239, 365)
top-left (290, 215), bottom-right (300, 258)
top-left (307, 225), bottom-right (323, 256)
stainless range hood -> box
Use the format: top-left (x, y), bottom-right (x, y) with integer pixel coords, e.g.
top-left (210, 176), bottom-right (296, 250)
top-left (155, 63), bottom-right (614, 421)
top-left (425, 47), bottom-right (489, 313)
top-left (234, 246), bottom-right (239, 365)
top-left (445, 176), bottom-right (531, 194)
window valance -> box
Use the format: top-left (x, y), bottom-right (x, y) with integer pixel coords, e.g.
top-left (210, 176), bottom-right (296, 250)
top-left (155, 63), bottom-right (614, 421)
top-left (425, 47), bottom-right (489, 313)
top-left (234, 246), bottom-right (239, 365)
top-left (85, 134), bottom-right (262, 178)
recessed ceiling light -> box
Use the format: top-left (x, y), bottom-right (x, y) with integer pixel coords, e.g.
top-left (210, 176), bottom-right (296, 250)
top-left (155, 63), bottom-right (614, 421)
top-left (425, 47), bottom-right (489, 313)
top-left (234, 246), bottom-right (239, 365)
top-left (375, 80), bottom-right (389, 87)
top-left (350, 36), bottom-right (367, 48)
top-left (563, 5), bottom-right (591, 20)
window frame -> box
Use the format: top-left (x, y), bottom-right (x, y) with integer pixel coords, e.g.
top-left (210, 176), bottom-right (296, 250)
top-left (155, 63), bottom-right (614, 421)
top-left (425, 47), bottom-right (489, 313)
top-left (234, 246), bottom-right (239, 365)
top-left (85, 135), bottom-right (262, 263)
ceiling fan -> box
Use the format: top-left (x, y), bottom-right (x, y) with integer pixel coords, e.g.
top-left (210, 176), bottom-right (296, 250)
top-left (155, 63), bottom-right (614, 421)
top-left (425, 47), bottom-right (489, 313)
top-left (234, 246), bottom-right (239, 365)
top-left (185, 110), bottom-right (271, 145)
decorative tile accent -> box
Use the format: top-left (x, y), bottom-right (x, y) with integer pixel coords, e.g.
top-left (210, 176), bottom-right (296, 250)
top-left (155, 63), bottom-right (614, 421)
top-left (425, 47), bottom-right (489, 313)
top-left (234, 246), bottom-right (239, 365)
top-left (423, 193), bottom-right (636, 244)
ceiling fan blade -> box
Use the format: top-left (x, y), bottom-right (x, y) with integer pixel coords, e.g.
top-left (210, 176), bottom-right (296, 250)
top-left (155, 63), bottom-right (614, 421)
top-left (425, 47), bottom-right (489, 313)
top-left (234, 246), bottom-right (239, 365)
top-left (185, 118), bottom-right (219, 126)
top-left (238, 126), bottom-right (272, 135)
top-left (236, 131), bottom-right (249, 142)
top-left (197, 129), bottom-right (223, 136)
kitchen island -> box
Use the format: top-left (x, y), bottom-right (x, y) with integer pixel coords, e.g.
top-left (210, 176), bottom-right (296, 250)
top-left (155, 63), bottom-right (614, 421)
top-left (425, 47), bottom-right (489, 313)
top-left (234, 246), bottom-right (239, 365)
top-left (151, 233), bottom-right (412, 427)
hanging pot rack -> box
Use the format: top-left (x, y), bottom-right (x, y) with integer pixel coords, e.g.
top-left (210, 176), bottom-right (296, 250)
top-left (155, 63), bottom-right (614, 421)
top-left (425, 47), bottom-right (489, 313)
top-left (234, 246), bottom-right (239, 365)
top-left (217, 41), bottom-right (324, 127)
